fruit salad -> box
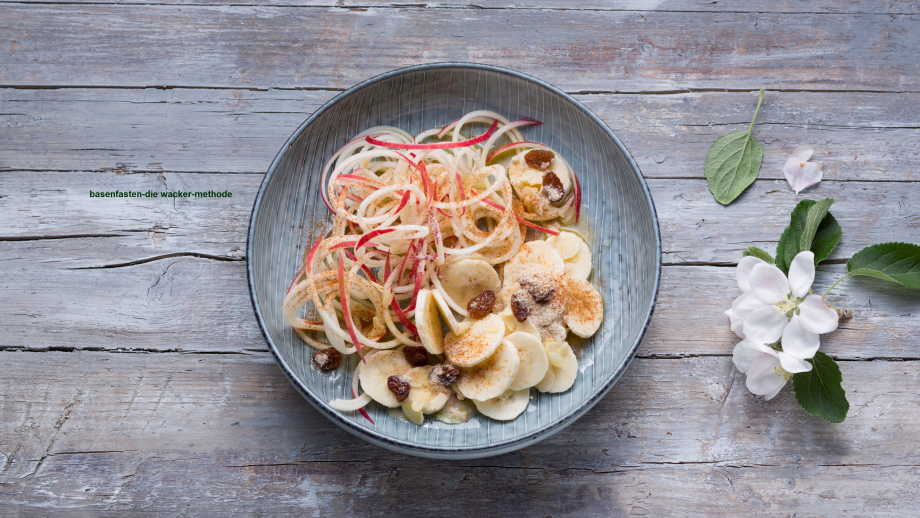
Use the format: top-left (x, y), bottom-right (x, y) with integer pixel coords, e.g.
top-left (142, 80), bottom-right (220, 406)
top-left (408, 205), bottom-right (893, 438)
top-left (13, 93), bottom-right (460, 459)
top-left (282, 111), bottom-right (604, 425)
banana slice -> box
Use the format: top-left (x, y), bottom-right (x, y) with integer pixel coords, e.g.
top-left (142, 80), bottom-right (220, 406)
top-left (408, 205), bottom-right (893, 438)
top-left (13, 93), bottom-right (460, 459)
top-left (539, 341), bottom-right (578, 393)
top-left (535, 368), bottom-right (555, 392)
top-left (505, 332), bottom-right (549, 390)
top-left (508, 152), bottom-right (572, 211)
top-left (499, 305), bottom-right (541, 341)
top-left (473, 388), bottom-right (531, 421)
top-left (415, 289), bottom-right (444, 354)
top-left (358, 349), bottom-right (413, 408)
top-left (431, 289), bottom-right (472, 337)
top-left (562, 275), bottom-right (604, 338)
top-left (546, 231), bottom-right (592, 281)
top-left (457, 339), bottom-right (521, 401)
top-left (502, 241), bottom-right (564, 287)
top-left (440, 258), bottom-right (502, 312)
top-left (444, 313), bottom-right (505, 368)
top-left (403, 366), bottom-right (450, 414)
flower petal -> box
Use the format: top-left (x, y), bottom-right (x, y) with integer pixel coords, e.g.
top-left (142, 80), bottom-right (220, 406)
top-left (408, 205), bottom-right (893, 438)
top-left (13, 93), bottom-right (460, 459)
top-left (725, 308), bottom-right (745, 339)
top-left (791, 145), bottom-right (814, 161)
top-left (764, 382), bottom-right (785, 401)
top-left (783, 148), bottom-right (823, 194)
top-left (788, 251), bottom-right (815, 298)
top-left (782, 315), bottom-right (820, 360)
top-left (737, 256), bottom-right (766, 293)
top-left (743, 305), bottom-right (789, 345)
top-left (732, 339), bottom-right (776, 373)
top-left (750, 263), bottom-right (791, 305)
top-left (746, 353), bottom-right (787, 397)
top-left (798, 295), bottom-right (839, 334)
top-left (778, 351), bottom-right (812, 373)
top-left (732, 291), bottom-right (766, 320)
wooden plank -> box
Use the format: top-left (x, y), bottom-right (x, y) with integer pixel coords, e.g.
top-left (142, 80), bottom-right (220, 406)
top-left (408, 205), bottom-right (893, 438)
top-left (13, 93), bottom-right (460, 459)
top-left (3, 171), bottom-right (918, 264)
top-left (3, 172), bottom-right (918, 355)
top-left (3, 0), bottom-right (913, 14)
top-left (1, 6), bottom-right (918, 92)
top-left (2, 88), bottom-right (919, 180)
top-left (1, 351), bottom-right (918, 514)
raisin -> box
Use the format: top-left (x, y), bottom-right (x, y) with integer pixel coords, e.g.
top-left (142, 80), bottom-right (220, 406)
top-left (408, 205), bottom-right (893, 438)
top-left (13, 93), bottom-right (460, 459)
top-left (467, 290), bottom-right (496, 319)
top-left (476, 217), bottom-right (490, 232)
top-left (510, 291), bottom-right (531, 322)
top-left (403, 345), bottom-right (429, 367)
top-left (312, 347), bottom-right (343, 371)
top-left (429, 364), bottom-right (461, 387)
top-left (519, 276), bottom-right (555, 304)
top-left (542, 172), bottom-right (565, 205)
top-left (387, 375), bottom-right (411, 402)
top-left (524, 226), bottom-right (543, 243)
top-left (524, 149), bottom-right (555, 171)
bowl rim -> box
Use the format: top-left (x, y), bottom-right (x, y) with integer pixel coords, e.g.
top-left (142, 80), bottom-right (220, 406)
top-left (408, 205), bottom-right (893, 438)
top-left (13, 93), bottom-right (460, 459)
top-left (247, 62), bottom-right (662, 458)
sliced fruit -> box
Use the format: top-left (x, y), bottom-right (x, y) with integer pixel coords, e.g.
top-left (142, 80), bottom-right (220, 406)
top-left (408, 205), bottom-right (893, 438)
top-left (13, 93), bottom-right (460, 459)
top-left (403, 365), bottom-right (451, 414)
top-left (431, 289), bottom-right (473, 336)
top-left (535, 368), bottom-right (555, 392)
top-left (473, 388), bottom-right (531, 421)
top-left (443, 313), bottom-right (505, 368)
top-left (440, 258), bottom-right (501, 313)
top-left (503, 241), bottom-right (564, 284)
top-left (457, 339), bottom-right (521, 401)
top-left (539, 341), bottom-right (578, 393)
top-left (546, 231), bottom-right (592, 280)
top-left (499, 305), bottom-right (541, 341)
top-left (402, 401), bottom-right (425, 425)
top-left (562, 275), bottom-right (604, 338)
top-left (505, 332), bottom-right (550, 391)
top-left (415, 289), bottom-right (444, 354)
top-left (358, 350), bottom-right (413, 408)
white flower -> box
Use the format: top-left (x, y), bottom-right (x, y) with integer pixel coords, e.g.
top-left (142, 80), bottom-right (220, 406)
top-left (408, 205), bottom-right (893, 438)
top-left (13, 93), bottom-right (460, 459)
top-left (783, 146), bottom-right (824, 194)
top-left (725, 251), bottom-right (839, 399)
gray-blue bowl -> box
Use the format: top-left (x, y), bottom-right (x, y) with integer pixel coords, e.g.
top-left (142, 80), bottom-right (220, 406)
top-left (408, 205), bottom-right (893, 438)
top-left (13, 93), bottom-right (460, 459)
top-left (247, 63), bottom-right (661, 459)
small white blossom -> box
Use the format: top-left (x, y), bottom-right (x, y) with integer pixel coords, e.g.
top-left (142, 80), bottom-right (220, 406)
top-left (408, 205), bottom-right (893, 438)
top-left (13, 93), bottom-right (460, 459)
top-left (783, 146), bottom-right (824, 194)
top-left (725, 251), bottom-right (839, 399)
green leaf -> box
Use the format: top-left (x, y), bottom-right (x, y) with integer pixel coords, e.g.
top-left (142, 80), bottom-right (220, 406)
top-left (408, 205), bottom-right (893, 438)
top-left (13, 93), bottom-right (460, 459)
top-left (792, 351), bottom-right (849, 423)
top-left (811, 212), bottom-right (842, 265)
top-left (742, 247), bottom-right (774, 264)
top-left (775, 198), bottom-right (837, 274)
top-left (845, 242), bottom-right (920, 289)
top-left (704, 89), bottom-right (766, 205)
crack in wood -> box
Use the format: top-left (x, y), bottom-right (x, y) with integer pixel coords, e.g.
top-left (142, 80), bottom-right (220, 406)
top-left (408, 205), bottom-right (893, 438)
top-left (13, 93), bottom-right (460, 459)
top-left (25, 391), bottom-right (81, 480)
top-left (67, 252), bottom-right (245, 269)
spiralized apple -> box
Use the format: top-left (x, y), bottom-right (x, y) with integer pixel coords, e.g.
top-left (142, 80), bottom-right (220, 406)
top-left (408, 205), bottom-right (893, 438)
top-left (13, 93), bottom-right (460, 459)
top-left (282, 111), bottom-right (582, 423)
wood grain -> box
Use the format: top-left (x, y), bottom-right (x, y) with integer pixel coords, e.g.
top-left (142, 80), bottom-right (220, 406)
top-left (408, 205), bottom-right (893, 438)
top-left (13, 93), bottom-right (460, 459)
top-left (1, 351), bottom-right (918, 515)
top-left (3, 88), bottom-right (919, 181)
top-left (5, 0), bottom-right (916, 14)
top-left (1, 6), bottom-right (918, 92)
top-left (4, 171), bottom-right (918, 265)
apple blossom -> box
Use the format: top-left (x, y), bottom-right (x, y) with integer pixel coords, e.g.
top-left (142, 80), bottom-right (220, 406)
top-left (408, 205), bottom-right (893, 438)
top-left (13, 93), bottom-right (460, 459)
top-left (726, 251), bottom-right (839, 399)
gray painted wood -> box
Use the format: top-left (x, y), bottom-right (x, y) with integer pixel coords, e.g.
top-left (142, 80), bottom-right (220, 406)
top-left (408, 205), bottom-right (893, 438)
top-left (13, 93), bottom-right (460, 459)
top-left (5, 0), bottom-right (915, 13)
top-left (1, 352), bottom-right (919, 515)
top-left (3, 89), bottom-right (919, 181)
top-left (3, 0), bottom-right (920, 513)
top-left (2, 6), bottom-right (918, 92)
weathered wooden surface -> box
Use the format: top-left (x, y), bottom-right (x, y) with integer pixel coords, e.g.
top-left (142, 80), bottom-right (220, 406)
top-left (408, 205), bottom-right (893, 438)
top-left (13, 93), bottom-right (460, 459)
top-left (3, 0), bottom-right (920, 514)
top-left (2, 6), bottom-right (919, 92)
top-left (3, 89), bottom-right (919, 181)
top-left (2, 352), bottom-right (920, 516)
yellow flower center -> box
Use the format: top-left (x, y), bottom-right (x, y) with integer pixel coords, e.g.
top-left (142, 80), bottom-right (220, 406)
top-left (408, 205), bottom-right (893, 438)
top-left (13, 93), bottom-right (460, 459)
top-left (773, 365), bottom-right (792, 381)
top-left (774, 296), bottom-right (796, 316)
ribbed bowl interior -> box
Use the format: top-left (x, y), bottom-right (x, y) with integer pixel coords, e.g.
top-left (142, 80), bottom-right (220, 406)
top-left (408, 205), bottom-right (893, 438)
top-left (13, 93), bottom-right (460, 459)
top-left (248, 64), bottom-right (661, 459)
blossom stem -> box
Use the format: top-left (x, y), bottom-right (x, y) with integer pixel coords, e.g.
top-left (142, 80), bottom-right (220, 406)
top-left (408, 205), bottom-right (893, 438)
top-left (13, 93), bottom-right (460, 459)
top-left (822, 273), bottom-right (851, 298)
top-left (747, 88), bottom-right (766, 136)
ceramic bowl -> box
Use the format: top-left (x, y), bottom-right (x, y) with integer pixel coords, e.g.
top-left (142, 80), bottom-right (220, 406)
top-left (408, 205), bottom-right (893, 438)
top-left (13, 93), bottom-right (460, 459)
top-left (248, 63), bottom-right (661, 459)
